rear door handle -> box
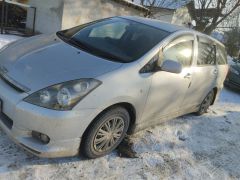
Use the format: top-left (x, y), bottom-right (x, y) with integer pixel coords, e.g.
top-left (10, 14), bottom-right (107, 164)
top-left (213, 69), bottom-right (218, 75)
top-left (184, 73), bottom-right (191, 79)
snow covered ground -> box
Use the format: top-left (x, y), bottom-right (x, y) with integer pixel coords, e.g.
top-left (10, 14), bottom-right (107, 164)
top-left (0, 35), bottom-right (240, 179)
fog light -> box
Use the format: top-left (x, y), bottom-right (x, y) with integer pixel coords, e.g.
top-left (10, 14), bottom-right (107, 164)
top-left (32, 131), bottom-right (50, 144)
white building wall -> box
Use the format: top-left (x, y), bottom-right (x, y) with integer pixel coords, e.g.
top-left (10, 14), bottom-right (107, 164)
top-left (61, 0), bottom-right (145, 30)
top-left (26, 0), bottom-right (64, 34)
top-left (172, 6), bottom-right (192, 27)
top-left (150, 7), bottom-right (192, 27)
top-left (150, 9), bottom-right (174, 23)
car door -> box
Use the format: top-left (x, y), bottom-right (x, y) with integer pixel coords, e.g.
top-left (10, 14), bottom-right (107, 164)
top-left (181, 35), bottom-right (218, 110)
top-left (141, 34), bottom-right (194, 124)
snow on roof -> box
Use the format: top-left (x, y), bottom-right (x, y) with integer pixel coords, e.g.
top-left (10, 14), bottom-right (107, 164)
top-left (112, 0), bottom-right (149, 12)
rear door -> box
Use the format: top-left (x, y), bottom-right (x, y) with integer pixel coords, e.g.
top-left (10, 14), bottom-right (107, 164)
top-left (181, 36), bottom-right (218, 110)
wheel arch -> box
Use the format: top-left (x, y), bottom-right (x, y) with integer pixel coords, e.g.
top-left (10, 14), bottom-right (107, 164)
top-left (80, 102), bottom-right (137, 147)
top-left (211, 87), bottom-right (218, 105)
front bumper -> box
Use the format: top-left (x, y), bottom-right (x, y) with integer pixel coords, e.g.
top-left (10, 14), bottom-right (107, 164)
top-left (0, 78), bottom-right (99, 158)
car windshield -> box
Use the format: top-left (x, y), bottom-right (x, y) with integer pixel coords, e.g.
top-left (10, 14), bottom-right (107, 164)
top-left (57, 17), bottom-right (170, 63)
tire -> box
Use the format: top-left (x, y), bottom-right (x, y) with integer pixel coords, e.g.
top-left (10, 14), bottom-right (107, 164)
top-left (81, 106), bottom-right (130, 159)
top-left (196, 90), bottom-right (214, 116)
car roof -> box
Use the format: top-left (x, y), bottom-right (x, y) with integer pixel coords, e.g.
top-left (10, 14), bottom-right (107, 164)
top-left (120, 16), bottom-right (225, 48)
top-left (121, 16), bottom-right (188, 33)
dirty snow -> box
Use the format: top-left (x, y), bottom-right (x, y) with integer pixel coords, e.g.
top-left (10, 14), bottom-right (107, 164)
top-left (0, 35), bottom-right (240, 179)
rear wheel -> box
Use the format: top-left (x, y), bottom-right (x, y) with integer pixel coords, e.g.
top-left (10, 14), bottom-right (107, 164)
top-left (81, 107), bottom-right (130, 159)
top-left (196, 90), bottom-right (214, 116)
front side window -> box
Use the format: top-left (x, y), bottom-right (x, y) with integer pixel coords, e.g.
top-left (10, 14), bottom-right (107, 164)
top-left (160, 35), bottom-right (194, 67)
top-left (197, 37), bottom-right (216, 66)
top-left (57, 17), bottom-right (170, 63)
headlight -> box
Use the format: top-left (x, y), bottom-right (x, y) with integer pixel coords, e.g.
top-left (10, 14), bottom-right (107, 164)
top-left (24, 79), bottom-right (101, 110)
top-left (230, 67), bottom-right (239, 75)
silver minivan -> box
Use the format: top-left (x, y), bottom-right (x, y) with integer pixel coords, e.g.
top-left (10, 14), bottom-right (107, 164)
top-left (0, 16), bottom-right (228, 158)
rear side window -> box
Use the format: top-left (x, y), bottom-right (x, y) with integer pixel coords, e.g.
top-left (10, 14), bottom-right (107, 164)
top-left (217, 45), bottom-right (227, 65)
top-left (197, 37), bottom-right (216, 66)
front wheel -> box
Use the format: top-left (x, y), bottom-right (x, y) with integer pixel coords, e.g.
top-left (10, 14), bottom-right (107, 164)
top-left (196, 90), bottom-right (214, 116)
top-left (81, 107), bottom-right (130, 159)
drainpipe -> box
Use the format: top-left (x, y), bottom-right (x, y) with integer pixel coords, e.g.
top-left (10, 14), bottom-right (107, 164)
top-left (1, 0), bottom-right (5, 34)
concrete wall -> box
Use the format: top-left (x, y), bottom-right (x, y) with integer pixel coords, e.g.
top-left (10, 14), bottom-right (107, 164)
top-left (61, 0), bottom-right (146, 30)
top-left (150, 7), bottom-right (192, 28)
top-left (26, 0), bottom-right (64, 34)
top-left (172, 6), bottom-right (192, 27)
top-left (150, 9), bottom-right (174, 24)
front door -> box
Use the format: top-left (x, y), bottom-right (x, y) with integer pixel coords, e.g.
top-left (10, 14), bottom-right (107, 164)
top-left (141, 34), bottom-right (194, 124)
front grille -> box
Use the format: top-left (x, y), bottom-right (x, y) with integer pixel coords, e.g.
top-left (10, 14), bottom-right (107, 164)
top-left (0, 112), bottom-right (13, 129)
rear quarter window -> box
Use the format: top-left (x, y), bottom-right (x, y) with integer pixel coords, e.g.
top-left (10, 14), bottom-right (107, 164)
top-left (217, 45), bottom-right (227, 65)
top-left (197, 36), bottom-right (216, 66)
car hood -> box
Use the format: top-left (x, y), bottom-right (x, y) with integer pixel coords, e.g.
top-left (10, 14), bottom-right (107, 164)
top-left (0, 34), bottom-right (122, 93)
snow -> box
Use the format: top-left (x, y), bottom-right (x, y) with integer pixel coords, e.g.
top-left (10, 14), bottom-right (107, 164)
top-left (0, 34), bottom-right (22, 49)
top-left (0, 34), bottom-right (240, 179)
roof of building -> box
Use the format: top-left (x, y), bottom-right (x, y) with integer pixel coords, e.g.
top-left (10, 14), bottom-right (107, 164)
top-left (143, 0), bottom-right (191, 10)
top-left (111, 0), bottom-right (149, 12)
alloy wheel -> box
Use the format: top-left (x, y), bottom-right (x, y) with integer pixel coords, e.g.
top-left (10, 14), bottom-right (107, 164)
top-left (200, 91), bottom-right (214, 113)
top-left (93, 117), bottom-right (125, 152)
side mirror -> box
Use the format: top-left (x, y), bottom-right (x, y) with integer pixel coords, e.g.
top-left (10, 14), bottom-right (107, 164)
top-left (160, 60), bottom-right (182, 74)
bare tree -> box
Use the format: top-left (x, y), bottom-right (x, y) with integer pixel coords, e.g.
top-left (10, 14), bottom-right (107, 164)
top-left (187, 0), bottom-right (240, 34)
top-left (134, 0), bottom-right (240, 34)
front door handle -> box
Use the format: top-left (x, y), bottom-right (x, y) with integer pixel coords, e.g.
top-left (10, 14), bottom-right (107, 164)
top-left (184, 73), bottom-right (191, 79)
